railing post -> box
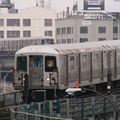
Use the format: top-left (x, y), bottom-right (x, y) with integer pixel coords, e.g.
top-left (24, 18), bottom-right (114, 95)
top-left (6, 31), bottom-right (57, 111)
top-left (56, 99), bottom-right (61, 117)
top-left (17, 106), bottom-right (21, 120)
top-left (113, 95), bottom-right (117, 120)
top-left (92, 97), bottom-right (95, 120)
top-left (10, 109), bottom-right (15, 120)
top-left (81, 98), bottom-right (84, 119)
top-left (3, 94), bottom-right (5, 107)
top-left (103, 98), bottom-right (106, 120)
top-left (34, 102), bottom-right (38, 120)
top-left (49, 101), bottom-right (52, 120)
top-left (66, 98), bottom-right (69, 118)
top-left (14, 92), bottom-right (17, 105)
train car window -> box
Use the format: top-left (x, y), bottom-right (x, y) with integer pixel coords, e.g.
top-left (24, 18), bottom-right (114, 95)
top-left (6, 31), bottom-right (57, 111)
top-left (94, 54), bottom-right (100, 69)
top-left (41, 39), bottom-right (45, 44)
top-left (109, 51), bottom-right (115, 68)
top-left (45, 56), bottom-right (56, 72)
top-left (69, 56), bottom-right (74, 70)
top-left (117, 51), bottom-right (120, 66)
top-left (82, 54), bottom-right (88, 71)
top-left (34, 57), bottom-right (42, 67)
top-left (17, 56), bottom-right (27, 71)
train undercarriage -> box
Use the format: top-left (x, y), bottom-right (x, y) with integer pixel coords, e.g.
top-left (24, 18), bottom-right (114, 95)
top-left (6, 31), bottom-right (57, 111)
top-left (20, 79), bottom-right (120, 103)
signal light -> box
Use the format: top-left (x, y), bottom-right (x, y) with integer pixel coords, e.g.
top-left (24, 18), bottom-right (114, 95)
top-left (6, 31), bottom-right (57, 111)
top-left (107, 82), bottom-right (111, 89)
top-left (76, 81), bottom-right (79, 88)
top-left (107, 82), bottom-right (111, 85)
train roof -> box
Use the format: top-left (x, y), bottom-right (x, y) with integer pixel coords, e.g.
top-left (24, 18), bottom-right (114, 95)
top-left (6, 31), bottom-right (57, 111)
top-left (16, 40), bottom-right (120, 55)
top-left (0, 36), bottom-right (54, 42)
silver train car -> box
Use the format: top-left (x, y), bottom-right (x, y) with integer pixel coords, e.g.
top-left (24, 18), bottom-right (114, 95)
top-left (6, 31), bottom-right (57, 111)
top-left (0, 36), bottom-right (54, 52)
top-left (14, 40), bottom-right (120, 100)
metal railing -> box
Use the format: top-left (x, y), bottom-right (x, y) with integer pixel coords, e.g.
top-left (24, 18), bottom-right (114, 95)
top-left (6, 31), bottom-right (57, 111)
top-left (9, 94), bottom-right (120, 120)
top-left (10, 108), bottom-right (72, 120)
top-left (0, 90), bottom-right (23, 107)
top-left (1, 90), bottom-right (120, 119)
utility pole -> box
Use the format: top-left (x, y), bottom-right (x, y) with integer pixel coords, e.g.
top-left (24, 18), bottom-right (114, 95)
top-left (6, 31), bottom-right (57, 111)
top-left (22, 73), bottom-right (29, 104)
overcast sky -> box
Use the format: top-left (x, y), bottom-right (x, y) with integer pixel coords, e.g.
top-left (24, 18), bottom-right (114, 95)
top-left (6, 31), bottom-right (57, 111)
top-left (2, 0), bottom-right (120, 13)
top-left (10, 0), bottom-right (75, 13)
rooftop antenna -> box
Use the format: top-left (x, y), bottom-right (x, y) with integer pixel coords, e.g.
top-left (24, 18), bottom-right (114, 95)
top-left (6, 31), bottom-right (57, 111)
top-left (40, 0), bottom-right (44, 7)
top-left (36, 0), bottom-right (44, 7)
top-left (36, 0), bottom-right (39, 6)
top-left (73, 0), bottom-right (78, 13)
top-left (48, 0), bottom-right (51, 8)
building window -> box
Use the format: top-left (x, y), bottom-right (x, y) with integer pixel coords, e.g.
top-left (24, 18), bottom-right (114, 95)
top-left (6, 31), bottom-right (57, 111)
top-left (7, 31), bottom-right (20, 38)
top-left (98, 27), bottom-right (106, 33)
top-left (44, 19), bottom-right (52, 26)
top-left (80, 27), bottom-right (88, 33)
top-left (45, 30), bottom-right (52, 36)
top-left (67, 39), bottom-right (71, 43)
top-left (0, 19), bottom-right (4, 26)
top-left (56, 28), bottom-right (60, 35)
top-left (56, 39), bottom-right (61, 44)
top-left (67, 27), bottom-right (72, 34)
top-left (23, 19), bottom-right (31, 26)
top-left (62, 28), bottom-right (66, 34)
top-left (0, 31), bottom-right (4, 38)
top-left (72, 38), bottom-right (73, 43)
top-left (72, 27), bottom-right (73, 34)
top-left (80, 38), bottom-right (88, 42)
top-left (113, 27), bottom-right (118, 33)
top-left (98, 38), bottom-right (106, 41)
top-left (7, 19), bottom-right (20, 26)
top-left (62, 39), bottom-right (66, 43)
top-left (23, 31), bottom-right (31, 37)
top-left (113, 38), bottom-right (118, 40)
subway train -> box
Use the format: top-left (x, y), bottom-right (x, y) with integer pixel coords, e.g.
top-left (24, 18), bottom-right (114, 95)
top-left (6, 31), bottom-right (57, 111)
top-left (0, 36), bottom-right (54, 52)
top-left (13, 40), bottom-right (120, 100)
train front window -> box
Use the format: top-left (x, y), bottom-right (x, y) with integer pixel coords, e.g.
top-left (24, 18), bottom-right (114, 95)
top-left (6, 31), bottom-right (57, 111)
top-left (34, 57), bottom-right (42, 67)
top-left (17, 56), bottom-right (27, 71)
top-left (45, 56), bottom-right (56, 72)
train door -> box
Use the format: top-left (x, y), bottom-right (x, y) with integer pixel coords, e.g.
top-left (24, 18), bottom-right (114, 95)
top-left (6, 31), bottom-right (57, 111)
top-left (117, 50), bottom-right (120, 76)
top-left (108, 50), bottom-right (116, 78)
top-left (29, 56), bottom-right (43, 86)
top-left (60, 55), bottom-right (68, 86)
top-left (103, 50), bottom-right (116, 78)
top-left (92, 52), bottom-right (102, 80)
top-left (80, 53), bottom-right (92, 82)
top-left (64, 55), bottom-right (68, 86)
top-left (68, 54), bottom-right (79, 84)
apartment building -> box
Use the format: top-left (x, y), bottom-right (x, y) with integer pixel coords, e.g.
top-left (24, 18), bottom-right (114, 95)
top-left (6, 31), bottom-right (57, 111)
top-left (55, 13), bottom-right (119, 44)
top-left (0, 5), bottom-right (56, 39)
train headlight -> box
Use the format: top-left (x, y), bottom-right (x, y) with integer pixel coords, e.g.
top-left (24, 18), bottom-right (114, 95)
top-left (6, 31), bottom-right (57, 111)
top-left (46, 77), bottom-right (50, 81)
top-left (107, 82), bottom-right (111, 89)
top-left (107, 85), bottom-right (111, 89)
